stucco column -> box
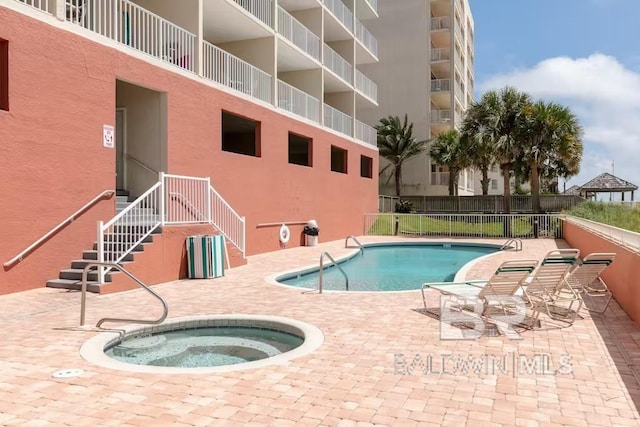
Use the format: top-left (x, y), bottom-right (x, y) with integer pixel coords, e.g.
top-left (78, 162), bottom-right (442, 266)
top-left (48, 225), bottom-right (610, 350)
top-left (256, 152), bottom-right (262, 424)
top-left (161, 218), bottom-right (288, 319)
top-left (52, 0), bottom-right (66, 21)
top-left (195, 0), bottom-right (204, 77)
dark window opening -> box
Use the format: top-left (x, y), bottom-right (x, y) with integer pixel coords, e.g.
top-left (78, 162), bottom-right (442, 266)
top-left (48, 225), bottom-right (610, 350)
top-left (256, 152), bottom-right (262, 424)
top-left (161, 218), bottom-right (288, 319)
top-left (331, 146), bottom-right (348, 174)
top-left (0, 39), bottom-right (8, 111)
top-left (222, 111), bottom-right (260, 157)
top-left (288, 133), bottom-right (312, 167)
top-left (360, 155), bottom-right (373, 178)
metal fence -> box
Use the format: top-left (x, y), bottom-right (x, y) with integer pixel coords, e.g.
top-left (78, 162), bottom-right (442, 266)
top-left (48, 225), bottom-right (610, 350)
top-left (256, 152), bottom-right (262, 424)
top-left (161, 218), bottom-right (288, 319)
top-left (390, 195), bottom-right (584, 213)
top-left (364, 213), bottom-right (564, 239)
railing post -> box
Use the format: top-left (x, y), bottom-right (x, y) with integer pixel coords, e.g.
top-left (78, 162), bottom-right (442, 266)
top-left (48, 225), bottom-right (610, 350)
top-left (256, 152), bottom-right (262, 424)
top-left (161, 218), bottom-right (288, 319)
top-left (242, 216), bottom-right (246, 257)
top-left (159, 172), bottom-right (166, 226)
top-left (96, 221), bottom-right (105, 284)
top-left (52, 0), bottom-right (65, 21)
top-left (206, 177), bottom-right (212, 223)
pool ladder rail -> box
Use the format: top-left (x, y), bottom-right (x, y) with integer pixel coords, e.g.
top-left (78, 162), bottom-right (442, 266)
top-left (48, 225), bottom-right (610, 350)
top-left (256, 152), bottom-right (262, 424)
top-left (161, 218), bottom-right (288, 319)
top-left (344, 235), bottom-right (365, 255)
top-left (79, 261), bottom-right (168, 328)
top-left (501, 238), bottom-right (523, 251)
top-left (318, 252), bottom-right (349, 293)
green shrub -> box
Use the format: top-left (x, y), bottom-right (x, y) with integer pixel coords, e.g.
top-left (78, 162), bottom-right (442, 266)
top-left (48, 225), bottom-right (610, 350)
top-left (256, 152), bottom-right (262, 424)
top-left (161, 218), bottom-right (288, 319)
top-left (395, 200), bottom-right (414, 213)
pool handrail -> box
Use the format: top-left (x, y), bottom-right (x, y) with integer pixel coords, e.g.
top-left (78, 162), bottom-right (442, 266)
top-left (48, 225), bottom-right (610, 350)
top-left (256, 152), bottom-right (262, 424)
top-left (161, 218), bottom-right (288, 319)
top-left (80, 261), bottom-right (168, 327)
top-left (345, 235), bottom-right (364, 255)
top-left (501, 238), bottom-right (522, 251)
top-left (319, 252), bottom-right (349, 293)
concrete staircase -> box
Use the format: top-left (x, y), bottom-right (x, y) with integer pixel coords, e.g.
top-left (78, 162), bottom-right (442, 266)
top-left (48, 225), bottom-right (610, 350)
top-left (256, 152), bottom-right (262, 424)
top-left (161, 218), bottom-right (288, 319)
top-left (46, 190), bottom-right (162, 293)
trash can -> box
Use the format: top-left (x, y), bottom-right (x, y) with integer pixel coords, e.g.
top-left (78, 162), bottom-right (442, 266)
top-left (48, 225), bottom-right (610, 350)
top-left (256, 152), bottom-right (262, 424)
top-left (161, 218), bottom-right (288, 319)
top-left (186, 235), bottom-right (226, 279)
top-left (303, 220), bottom-right (320, 246)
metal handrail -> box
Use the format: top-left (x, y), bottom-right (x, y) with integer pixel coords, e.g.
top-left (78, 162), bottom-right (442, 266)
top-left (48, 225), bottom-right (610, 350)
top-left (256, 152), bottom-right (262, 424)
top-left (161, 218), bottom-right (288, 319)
top-left (126, 154), bottom-right (158, 175)
top-left (318, 252), bottom-right (349, 293)
top-left (501, 238), bottom-right (522, 251)
top-left (4, 190), bottom-right (114, 268)
top-left (80, 261), bottom-right (168, 327)
top-left (345, 235), bottom-right (364, 254)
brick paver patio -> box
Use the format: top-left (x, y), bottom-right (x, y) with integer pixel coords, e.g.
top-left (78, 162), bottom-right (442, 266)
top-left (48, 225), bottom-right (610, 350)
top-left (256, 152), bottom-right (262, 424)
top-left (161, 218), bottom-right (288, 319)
top-left (1, 237), bottom-right (639, 426)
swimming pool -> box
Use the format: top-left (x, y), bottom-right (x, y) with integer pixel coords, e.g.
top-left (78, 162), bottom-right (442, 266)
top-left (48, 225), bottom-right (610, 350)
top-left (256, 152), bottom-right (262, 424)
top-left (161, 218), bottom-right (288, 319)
top-left (276, 243), bottom-right (500, 291)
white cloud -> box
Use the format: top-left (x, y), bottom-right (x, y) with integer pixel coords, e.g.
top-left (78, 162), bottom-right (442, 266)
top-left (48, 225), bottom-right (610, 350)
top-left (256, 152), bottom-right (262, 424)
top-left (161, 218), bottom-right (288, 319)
top-left (478, 54), bottom-right (640, 193)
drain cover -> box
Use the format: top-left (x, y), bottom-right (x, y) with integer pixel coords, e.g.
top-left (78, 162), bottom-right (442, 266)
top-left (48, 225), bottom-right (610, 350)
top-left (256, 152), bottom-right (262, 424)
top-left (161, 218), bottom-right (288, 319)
top-left (52, 369), bottom-right (84, 379)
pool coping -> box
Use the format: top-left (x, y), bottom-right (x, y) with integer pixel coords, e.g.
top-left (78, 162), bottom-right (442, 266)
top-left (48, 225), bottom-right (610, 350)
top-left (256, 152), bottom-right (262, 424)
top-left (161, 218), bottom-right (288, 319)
top-left (79, 314), bottom-right (325, 374)
top-left (266, 241), bottom-right (505, 294)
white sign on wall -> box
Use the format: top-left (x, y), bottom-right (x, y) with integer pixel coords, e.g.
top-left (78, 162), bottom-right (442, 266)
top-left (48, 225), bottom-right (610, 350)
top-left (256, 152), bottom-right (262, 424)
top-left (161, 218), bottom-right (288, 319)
top-left (103, 125), bottom-right (115, 148)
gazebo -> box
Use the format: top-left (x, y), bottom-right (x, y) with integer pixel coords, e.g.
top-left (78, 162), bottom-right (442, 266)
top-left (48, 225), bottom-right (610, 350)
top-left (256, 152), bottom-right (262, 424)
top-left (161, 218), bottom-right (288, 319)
top-left (562, 185), bottom-right (582, 196)
top-left (578, 172), bottom-right (638, 201)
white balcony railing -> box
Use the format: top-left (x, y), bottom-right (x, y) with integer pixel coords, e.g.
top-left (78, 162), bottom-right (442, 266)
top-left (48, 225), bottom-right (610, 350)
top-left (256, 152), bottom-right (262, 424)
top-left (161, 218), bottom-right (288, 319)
top-left (355, 19), bottom-right (378, 57)
top-left (431, 79), bottom-right (450, 92)
top-left (65, 0), bottom-right (196, 73)
top-left (355, 69), bottom-right (377, 102)
top-left (324, 0), bottom-right (353, 32)
top-left (431, 16), bottom-right (450, 31)
top-left (431, 109), bottom-right (452, 124)
top-left (277, 7), bottom-right (321, 61)
top-left (278, 80), bottom-right (320, 123)
top-left (365, 0), bottom-right (378, 14)
top-left (233, 0), bottom-right (274, 28)
top-left (454, 49), bottom-right (463, 72)
top-left (323, 44), bottom-right (352, 84)
top-left (324, 104), bottom-right (352, 136)
top-left (202, 42), bottom-right (273, 103)
top-left (431, 172), bottom-right (450, 186)
top-left (355, 119), bottom-right (377, 146)
top-left (15, 0), bottom-right (51, 13)
top-left (431, 48), bottom-right (450, 62)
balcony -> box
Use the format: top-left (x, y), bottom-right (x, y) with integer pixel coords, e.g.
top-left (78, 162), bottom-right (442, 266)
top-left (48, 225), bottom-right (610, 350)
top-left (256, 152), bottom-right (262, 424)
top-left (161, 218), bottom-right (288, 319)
top-left (278, 80), bottom-right (321, 123)
top-left (431, 172), bottom-right (450, 186)
top-left (277, 7), bottom-right (321, 62)
top-left (355, 69), bottom-right (377, 104)
top-left (233, 0), bottom-right (274, 28)
top-left (355, 18), bottom-right (378, 61)
top-left (324, 104), bottom-right (353, 136)
top-left (355, 119), bottom-right (377, 146)
top-left (324, 0), bottom-right (353, 33)
top-left (323, 43), bottom-right (352, 85)
top-left (431, 48), bottom-right (450, 62)
top-left (431, 79), bottom-right (450, 92)
top-left (202, 42), bottom-right (273, 103)
top-left (16, 0), bottom-right (51, 13)
top-left (65, 0), bottom-right (196, 73)
top-left (431, 16), bottom-right (451, 31)
top-left (431, 109), bottom-right (451, 124)
top-left (356, 0), bottom-right (378, 20)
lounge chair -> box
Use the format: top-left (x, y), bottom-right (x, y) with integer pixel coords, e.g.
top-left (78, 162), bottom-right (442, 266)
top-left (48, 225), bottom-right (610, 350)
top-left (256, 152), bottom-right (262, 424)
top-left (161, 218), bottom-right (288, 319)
top-left (522, 249), bottom-right (581, 326)
top-left (421, 260), bottom-right (539, 336)
top-left (564, 252), bottom-right (615, 314)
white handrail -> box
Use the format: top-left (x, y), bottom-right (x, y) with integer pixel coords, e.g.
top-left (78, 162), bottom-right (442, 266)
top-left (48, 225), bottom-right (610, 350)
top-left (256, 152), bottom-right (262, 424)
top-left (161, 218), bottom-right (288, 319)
top-left (4, 190), bottom-right (114, 268)
top-left (102, 182), bottom-right (162, 230)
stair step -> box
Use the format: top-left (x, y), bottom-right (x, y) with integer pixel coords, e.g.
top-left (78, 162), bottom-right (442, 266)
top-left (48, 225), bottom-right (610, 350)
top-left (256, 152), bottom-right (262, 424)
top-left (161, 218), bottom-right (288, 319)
top-left (46, 279), bottom-right (103, 293)
top-left (93, 242), bottom-right (146, 252)
top-left (103, 233), bottom-right (155, 244)
top-left (82, 250), bottom-right (137, 261)
top-left (116, 189), bottom-right (130, 197)
top-left (111, 225), bottom-right (162, 234)
top-left (59, 268), bottom-right (114, 282)
top-left (71, 259), bottom-right (132, 270)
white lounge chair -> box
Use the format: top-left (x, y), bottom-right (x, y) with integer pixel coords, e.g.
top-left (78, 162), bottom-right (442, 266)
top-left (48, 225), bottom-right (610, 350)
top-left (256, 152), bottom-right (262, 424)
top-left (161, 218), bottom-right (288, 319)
top-left (564, 252), bottom-right (615, 314)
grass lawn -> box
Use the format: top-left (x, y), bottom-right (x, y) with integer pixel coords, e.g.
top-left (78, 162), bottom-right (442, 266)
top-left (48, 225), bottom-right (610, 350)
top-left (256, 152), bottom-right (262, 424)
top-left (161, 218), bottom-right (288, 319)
top-left (566, 201), bottom-right (640, 233)
top-left (367, 214), bottom-right (562, 238)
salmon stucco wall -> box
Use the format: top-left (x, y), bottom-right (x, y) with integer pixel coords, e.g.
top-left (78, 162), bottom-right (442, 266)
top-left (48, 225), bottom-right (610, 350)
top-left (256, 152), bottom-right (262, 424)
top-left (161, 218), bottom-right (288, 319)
top-left (0, 8), bottom-right (378, 294)
top-left (563, 221), bottom-right (640, 325)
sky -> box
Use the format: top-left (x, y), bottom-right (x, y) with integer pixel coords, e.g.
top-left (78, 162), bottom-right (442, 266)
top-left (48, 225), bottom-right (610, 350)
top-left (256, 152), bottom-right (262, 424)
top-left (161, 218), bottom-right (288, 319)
top-left (469, 0), bottom-right (640, 196)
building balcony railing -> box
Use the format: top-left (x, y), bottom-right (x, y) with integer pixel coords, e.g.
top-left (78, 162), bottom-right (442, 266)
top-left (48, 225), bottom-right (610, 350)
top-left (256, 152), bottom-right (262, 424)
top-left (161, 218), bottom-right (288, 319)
top-left (277, 7), bottom-right (320, 61)
top-left (431, 79), bottom-right (450, 92)
top-left (16, 0), bottom-right (51, 13)
top-left (365, 0), bottom-right (378, 14)
top-left (431, 172), bottom-right (450, 186)
top-left (323, 0), bottom-right (353, 32)
top-left (430, 16), bottom-right (450, 31)
top-left (278, 80), bottom-right (321, 123)
top-left (324, 104), bottom-right (353, 136)
top-left (324, 44), bottom-right (352, 84)
top-left (233, 0), bottom-right (274, 28)
top-left (355, 18), bottom-right (378, 57)
top-left (355, 119), bottom-right (377, 146)
top-left (202, 42), bottom-right (273, 103)
top-left (431, 109), bottom-right (452, 124)
top-left (454, 50), bottom-right (463, 72)
top-left (65, 0), bottom-right (196, 73)
top-left (355, 69), bottom-right (377, 102)
top-left (430, 48), bottom-right (450, 62)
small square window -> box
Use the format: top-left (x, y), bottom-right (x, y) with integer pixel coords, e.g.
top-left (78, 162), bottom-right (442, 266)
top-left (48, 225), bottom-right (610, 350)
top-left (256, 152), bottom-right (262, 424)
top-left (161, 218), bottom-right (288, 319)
top-left (288, 133), bottom-right (312, 167)
top-left (360, 155), bottom-right (372, 178)
top-left (330, 146), bottom-right (348, 174)
top-left (491, 179), bottom-right (498, 190)
top-left (0, 39), bottom-right (8, 111)
top-left (221, 111), bottom-right (261, 157)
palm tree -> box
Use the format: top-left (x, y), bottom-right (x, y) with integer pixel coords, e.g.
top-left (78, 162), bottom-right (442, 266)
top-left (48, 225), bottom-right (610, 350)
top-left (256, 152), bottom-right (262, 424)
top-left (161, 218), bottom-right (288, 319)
top-left (460, 113), bottom-right (497, 195)
top-left (518, 101), bottom-right (583, 212)
top-left (462, 87), bottom-right (532, 212)
top-left (429, 129), bottom-right (471, 196)
top-left (375, 114), bottom-right (427, 196)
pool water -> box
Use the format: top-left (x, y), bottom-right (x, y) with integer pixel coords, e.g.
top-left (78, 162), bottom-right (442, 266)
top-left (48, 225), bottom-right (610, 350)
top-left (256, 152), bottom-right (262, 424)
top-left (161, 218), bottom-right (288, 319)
top-left (278, 243), bottom-right (499, 291)
top-left (105, 326), bottom-right (304, 368)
